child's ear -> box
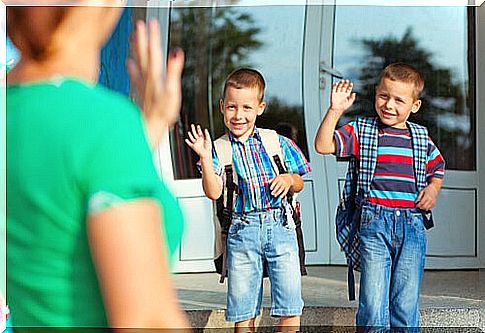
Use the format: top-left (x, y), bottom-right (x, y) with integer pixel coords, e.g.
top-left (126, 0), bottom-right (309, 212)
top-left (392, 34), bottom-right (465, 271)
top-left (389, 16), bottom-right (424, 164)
top-left (219, 99), bottom-right (224, 114)
top-left (411, 99), bottom-right (422, 114)
top-left (257, 101), bottom-right (266, 116)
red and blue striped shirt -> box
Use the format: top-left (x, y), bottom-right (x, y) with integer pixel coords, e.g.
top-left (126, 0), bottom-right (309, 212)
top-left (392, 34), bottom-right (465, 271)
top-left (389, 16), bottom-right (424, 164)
top-left (335, 121), bottom-right (445, 208)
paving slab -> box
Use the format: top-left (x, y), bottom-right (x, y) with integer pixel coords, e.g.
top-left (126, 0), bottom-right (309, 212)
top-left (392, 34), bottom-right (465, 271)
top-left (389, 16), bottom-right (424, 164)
top-left (173, 266), bottom-right (485, 330)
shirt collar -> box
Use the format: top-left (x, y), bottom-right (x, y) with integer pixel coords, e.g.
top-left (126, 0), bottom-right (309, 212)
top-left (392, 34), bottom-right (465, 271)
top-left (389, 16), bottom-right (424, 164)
top-left (228, 126), bottom-right (261, 143)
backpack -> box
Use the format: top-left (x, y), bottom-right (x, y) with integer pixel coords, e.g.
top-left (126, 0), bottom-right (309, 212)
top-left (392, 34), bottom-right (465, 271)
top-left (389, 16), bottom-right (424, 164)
top-left (212, 128), bottom-right (307, 283)
top-left (336, 117), bottom-right (432, 301)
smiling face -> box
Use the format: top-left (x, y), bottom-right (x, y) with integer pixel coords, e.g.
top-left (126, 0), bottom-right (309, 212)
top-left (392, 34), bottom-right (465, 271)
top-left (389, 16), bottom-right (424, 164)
top-left (375, 78), bottom-right (422, 129)
top-left (220, 86), bottom-right (266, 141)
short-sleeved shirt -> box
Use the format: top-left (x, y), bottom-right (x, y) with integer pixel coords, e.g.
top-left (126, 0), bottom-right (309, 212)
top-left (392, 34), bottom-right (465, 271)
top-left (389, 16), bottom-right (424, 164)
top-left (7, 78), bottom-right (184, 326)
top-left (206, 127), bottom-right (311, 213)
top-left (334, 120), bottom-right (445, 208)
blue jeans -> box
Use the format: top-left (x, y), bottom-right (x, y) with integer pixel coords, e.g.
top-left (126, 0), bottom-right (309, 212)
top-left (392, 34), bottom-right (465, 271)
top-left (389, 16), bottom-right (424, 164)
top-left (356, 202), bottom-right (426, 331)
top-left (225, 207), bottom-right (303, 322)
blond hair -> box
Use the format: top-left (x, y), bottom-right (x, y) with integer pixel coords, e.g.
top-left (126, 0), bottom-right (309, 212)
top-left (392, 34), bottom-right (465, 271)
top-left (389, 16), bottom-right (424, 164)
top-left (222, 68), bottom-right (266, 102)
top-left (379, 63), bottom-right (424, 100)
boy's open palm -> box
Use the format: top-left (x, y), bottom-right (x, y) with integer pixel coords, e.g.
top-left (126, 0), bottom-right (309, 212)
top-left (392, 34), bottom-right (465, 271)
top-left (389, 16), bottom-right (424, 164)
top-left (185, 124), bottom-right (212, 159)
top-left (330, 80), bottom-right (357, 114)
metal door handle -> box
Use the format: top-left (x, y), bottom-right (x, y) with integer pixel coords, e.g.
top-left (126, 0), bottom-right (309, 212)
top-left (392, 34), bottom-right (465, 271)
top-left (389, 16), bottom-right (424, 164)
top-left (319, 62), bottom-right (344, 79)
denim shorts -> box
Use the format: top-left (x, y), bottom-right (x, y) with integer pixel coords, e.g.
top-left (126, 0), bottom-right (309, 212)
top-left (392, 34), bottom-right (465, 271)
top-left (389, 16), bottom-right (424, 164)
top-left (225, 207), bottom-right (303, 322)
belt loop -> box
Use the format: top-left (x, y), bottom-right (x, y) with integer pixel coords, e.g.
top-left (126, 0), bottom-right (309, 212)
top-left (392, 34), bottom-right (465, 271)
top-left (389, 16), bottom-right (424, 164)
top-left (406, 209), bottom-right (412, 220)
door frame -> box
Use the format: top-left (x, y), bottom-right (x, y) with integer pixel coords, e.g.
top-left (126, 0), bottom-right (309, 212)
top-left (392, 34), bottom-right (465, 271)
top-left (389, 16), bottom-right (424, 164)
top-left (476, 3), bottom-right (484, 269)
top-left (152, 2), bottom-right (485, 271)
top-left (153, 1), bottom-right (338, 272)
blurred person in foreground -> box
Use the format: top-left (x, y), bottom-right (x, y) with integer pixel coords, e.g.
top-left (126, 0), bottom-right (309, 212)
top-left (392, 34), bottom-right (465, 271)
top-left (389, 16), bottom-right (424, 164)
top-left (6, 2), bottom-right (190, 328)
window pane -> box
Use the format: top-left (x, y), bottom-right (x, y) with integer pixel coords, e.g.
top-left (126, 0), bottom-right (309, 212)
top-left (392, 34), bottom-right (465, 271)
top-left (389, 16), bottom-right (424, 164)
top-left (169, 5), bottom-right (309, 180)
top-left (6, 37), bottom-right (20, 73)
top-left (333, 6), bottom-right (475, 171)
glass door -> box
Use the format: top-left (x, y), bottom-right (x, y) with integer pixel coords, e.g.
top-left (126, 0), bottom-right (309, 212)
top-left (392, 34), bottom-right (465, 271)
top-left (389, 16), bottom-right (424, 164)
top-left (327, 4), bottom-right (480, 268)
top-left (156, 1), bottom-right (332, 272)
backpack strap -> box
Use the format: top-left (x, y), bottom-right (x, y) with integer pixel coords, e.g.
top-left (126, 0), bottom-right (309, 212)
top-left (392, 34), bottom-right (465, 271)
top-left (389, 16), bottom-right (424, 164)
top-left (213, 134), bottom-right (238, 210)
top-left (259, 128), bottom-right (284, 174)
top-left (357, 117), bottom-right (428, 194)
top-left (356, 117), bottom-right (379, 199)
top-left (339, 117), bottom-right (430, 300)
top-left (341, 117), bottom-right (378, 300)
top-left (259, 129), bottom-right (301, 205)
top-left (213, 134), bottom-right (238, 283)
top-left (259, 128), bottom-right (298, 199)
top-left (407, 121), bottom-right (428, 192)
top-left (259, 129), bottom-right (307, 275)
top-left (213, 134), bottom-right (236, 182)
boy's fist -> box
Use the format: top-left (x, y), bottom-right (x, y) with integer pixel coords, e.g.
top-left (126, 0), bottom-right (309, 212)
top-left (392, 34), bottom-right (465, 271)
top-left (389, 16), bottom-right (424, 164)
top-left (330, 80), bottom-right (356, 114)
top-left (185, 124), bottom-right (213, 160)
top-left (270, 174), bottom-right (294, 198)
top-left (416, 183), bottom-right (439, 210)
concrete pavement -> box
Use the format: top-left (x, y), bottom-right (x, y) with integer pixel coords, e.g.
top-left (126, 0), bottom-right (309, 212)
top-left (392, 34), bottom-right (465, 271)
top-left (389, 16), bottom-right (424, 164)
top-left (173, 266), bottom-right (485, 330)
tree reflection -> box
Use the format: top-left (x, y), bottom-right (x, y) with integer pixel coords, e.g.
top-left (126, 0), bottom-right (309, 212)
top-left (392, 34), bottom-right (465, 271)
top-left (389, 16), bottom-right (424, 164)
top-left (169, 5), bottom-right (263, 179)
top-left (257, 98), bottom-right (308, 159)
top-left (344, 27), bottom-right (475, 171)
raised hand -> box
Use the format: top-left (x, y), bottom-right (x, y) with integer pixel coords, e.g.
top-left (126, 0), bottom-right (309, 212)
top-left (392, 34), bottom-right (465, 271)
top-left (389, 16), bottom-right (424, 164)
top-left (127, 19), bottom-right (185, 149)
top-left (330, 80), bottom-right (357, 114)
top-left (185, 124), bottom-right (213, 160)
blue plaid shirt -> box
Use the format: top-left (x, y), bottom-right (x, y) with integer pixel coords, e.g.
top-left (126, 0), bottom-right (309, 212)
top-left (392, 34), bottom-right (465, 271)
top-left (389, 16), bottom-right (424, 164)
top-left (209, 127), bottom-right (311, 213)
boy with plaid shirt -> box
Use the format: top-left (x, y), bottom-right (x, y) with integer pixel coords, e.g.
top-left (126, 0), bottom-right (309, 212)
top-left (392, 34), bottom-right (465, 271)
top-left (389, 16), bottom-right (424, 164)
top-left (315, 63), bottom-right (445, 330)
top-left (186, 68), bottom-right (311, 331)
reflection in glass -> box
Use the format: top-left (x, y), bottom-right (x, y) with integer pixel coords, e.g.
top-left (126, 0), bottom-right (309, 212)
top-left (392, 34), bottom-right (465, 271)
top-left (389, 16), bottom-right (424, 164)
top-left (99, 7), bottom-right (133, 96)
top-left (334, 6), bottom-right (475, 171)
top-left (6, 37), bottom-right (20, 73)
top-left (169, 4), bottom-right (309, 179)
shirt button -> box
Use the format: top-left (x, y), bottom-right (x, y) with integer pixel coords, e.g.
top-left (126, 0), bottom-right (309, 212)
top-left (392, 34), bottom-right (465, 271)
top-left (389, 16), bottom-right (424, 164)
top-left (396, 210), bottom-right (401, 217)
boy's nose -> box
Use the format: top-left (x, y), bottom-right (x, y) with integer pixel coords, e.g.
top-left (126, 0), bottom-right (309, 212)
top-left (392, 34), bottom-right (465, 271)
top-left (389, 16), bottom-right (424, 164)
top-left (386, 99), bottom-right (395, 109)
top-left (235, 108), bottom-right (244, 119)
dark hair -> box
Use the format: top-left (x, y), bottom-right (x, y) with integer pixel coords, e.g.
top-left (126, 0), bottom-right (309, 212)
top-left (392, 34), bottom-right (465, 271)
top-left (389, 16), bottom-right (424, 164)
top-left (7, 7), bottom-right (68, 61)
top-left (378, 63), bottom-right (424, 99)
top-left (222, 68), bottom-right (266, 102)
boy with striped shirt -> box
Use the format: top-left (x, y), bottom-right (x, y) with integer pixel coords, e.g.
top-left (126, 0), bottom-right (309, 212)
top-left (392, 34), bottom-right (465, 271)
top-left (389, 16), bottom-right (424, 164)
top-left (315, 63), bottom-right (445, 330)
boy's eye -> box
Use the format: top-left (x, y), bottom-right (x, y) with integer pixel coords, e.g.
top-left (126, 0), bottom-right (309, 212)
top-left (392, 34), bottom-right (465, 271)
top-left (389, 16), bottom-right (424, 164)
top-left (243, 106), bottom-right (252, 110)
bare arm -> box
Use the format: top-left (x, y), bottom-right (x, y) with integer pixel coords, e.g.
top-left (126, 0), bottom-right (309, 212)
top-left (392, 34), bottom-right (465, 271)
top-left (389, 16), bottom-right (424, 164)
top-left (88, 200), bottom-right (190, 329)
top-left (291, 174), bottom-right (304, 193)
top-left (185, 124), bottom-right (223, 200)
top-left (314, 80), bottom-right (356, 154)
top-left (200, 156), bottom-right (223, 200)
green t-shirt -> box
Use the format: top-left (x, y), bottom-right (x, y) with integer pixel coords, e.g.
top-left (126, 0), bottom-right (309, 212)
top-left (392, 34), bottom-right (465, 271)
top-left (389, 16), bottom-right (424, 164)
top-left (7, 78), bottom-right (184, 327)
